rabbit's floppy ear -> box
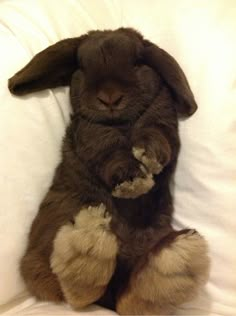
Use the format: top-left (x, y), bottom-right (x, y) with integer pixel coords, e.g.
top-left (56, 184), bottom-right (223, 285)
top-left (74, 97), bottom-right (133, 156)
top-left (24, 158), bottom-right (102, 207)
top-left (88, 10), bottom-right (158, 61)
top-left (143, 40), bottom-right (197, 117)
top-left (8, 36), bottom-right (86, 95)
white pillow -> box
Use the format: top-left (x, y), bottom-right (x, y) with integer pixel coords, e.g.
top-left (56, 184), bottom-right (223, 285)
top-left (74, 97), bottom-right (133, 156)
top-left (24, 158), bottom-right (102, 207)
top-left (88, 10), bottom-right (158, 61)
top-left (0, 0), bottom-right (235, 315)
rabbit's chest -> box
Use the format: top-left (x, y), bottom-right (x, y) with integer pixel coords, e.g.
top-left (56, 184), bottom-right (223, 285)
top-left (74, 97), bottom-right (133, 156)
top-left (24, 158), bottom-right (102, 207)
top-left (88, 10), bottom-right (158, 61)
top-left (78, 123), bottom-right (133, 160)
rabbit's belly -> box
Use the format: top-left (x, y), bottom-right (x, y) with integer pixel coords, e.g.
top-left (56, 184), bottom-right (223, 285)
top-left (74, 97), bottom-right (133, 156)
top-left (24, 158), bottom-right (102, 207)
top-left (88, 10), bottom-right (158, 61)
top-left (109, 195), bottom-right (171, 258)
top-left (112, 222), bottom-right (172, 264)
top-left (118, 232), bottom-right (157, 262)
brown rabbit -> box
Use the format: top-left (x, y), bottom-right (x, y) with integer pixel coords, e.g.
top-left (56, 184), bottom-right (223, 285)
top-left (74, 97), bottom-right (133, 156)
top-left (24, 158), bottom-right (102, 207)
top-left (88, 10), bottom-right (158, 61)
top-left (9, 28), bottom-right (210, 315)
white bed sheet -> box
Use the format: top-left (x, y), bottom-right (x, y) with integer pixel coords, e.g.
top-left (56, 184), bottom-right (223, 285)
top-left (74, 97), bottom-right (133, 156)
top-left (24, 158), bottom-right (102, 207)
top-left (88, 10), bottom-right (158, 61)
top-left (0, 295), bottom-right (223, 316)
top-left (0, 294), bottom-right (116, 315)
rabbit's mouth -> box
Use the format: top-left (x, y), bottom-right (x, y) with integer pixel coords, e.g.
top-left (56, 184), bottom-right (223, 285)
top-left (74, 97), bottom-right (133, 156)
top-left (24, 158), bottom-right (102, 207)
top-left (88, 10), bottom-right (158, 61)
top-left (100, 109), bottom-right (129, 123)
top-left (92, 102), bottom-right (130, 119)
top-left (94, 99), bottom-right (127, 112)
top-left (105, 107), bottom-right (127, 117)
top-left (78, 96), bottom-right (149, 125)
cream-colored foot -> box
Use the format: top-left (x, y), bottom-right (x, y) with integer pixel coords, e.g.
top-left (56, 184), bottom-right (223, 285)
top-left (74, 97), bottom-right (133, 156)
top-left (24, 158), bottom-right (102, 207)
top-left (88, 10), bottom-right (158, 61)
top-left (51, 204), bottom-right (118, 309)
top-left (117, 229), bottom-right (210, 315)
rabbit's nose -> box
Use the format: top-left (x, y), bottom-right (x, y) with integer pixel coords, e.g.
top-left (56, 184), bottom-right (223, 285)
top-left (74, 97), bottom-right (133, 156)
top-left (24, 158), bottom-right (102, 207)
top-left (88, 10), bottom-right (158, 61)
top-left (97, 90), bottom-right (123, 107)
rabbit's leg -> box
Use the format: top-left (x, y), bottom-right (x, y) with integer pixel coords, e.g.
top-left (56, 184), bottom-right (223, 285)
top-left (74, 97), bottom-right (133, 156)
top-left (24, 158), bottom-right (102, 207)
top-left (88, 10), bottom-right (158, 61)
top-left (116, 229), bottom-right (210, 315)
top-left (51, 204), bottom-right (118, 310)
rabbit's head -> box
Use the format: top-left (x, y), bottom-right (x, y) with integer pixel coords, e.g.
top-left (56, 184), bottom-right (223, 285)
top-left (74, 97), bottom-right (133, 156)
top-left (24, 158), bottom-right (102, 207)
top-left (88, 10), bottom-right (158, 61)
top-left (9, 28), bottom-right (197, 123)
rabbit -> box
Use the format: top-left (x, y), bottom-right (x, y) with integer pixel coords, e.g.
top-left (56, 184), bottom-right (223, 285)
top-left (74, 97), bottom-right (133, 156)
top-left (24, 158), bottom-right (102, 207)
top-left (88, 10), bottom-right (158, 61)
top-left (8, 28), bottom-right (210, 315)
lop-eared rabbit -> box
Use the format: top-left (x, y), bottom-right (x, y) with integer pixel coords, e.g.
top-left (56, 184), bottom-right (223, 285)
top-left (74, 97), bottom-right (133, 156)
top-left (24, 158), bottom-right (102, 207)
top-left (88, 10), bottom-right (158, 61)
top-left (9, 28), bottom-right (209, 315)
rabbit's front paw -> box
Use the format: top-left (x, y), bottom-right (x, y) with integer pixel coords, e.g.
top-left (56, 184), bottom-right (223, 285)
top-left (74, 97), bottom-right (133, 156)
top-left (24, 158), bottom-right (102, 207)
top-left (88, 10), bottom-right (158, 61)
top-left (132, 147), bottom-right (163, 175)
top-left (112, 165), bottom-right (154, 199)
top-left (132, 129), bottom-right (171, 175)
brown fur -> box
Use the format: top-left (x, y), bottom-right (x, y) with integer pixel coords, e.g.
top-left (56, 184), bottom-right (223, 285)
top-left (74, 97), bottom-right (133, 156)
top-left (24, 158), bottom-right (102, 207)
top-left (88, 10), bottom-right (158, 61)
top-left (8, 28), bottom-right (209, 314)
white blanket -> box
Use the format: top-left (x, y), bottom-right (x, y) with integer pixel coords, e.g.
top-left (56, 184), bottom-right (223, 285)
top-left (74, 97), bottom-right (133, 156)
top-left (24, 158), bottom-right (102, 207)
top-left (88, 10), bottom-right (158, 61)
top-left (0, 0), bottom-right (236, 315)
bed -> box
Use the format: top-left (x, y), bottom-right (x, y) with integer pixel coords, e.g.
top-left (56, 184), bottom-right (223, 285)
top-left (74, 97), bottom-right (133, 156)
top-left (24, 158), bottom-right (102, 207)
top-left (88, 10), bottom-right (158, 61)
top-left (0, 0), bottom-right (236, 315)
